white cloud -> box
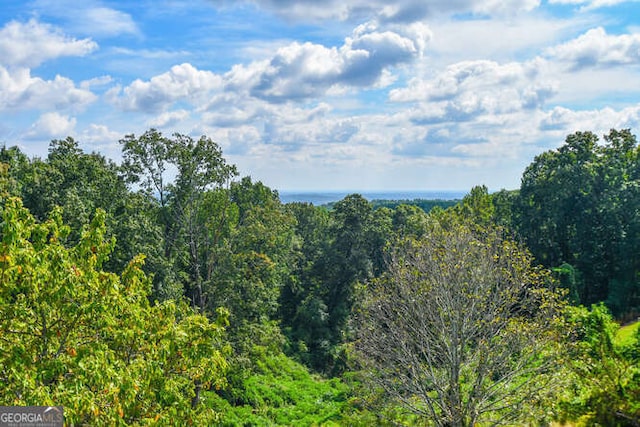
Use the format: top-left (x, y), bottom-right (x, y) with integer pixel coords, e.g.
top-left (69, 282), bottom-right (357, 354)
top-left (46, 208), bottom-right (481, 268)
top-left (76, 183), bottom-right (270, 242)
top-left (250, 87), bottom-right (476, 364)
top-left (30, 1), bottom-right (139, 37)
top-left (0, 19), bottom-right (97, 69)
top-left (112, 22), bottom-right (425, 112)
top-left (111, 63), bottom-right (224, 112)
top-left (245, 23), bottom-right (423, 102)
top-left (79, 7), bottom-right (139, 37)
top-left (147, 110), bottom-right (190, 128)
top-left (0, 66), bottom-right (97, 111)
top-left (80, 123), bottom-right (122, 143)
top-left (428, 16), bottom-right (577, 63)
top-left (76, 123), bottom-right (125, 156)
top-left (540, 104), bottom-right (640, 134)
top-left (472, 0), bottom-right (541, 15)
top-left (80, 75), bottom-right (113, 89)
top-left (547, 27), bottom-right (640, 69)
top-left (201, 98), bottom-right (267, 127)
top-left (389, 59), bottom-right (557, 123)
top-left (24, 112), bottom-right (76, 140)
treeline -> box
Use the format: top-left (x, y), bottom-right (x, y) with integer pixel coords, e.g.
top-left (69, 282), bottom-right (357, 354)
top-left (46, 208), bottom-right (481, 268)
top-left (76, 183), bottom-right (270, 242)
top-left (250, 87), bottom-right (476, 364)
top-left (1, 128), bottom-right (640, 424)
top-left (493, 129), bottom-right (640, 318)
top-left (327, 198), bottom-right (459, 212)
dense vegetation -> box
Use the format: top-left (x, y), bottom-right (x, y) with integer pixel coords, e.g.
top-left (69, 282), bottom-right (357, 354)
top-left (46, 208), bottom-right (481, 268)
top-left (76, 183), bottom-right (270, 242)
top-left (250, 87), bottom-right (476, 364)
top-left (1, 128), bottom-right (640, 425)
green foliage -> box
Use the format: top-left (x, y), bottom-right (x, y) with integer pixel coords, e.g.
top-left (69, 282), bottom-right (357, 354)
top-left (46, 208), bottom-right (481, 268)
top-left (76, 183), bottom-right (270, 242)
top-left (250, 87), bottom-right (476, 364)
top-left (370, 198), bottom-right (459, 213)
top-left (517, 129), bottom-right (640, 316)
top-left (0, 197), bottom-right (229, 425)
top-left (390, 204), bottom-right (432, 238)
top-left (7, 126), bottom-right (640, 425)
top-left (0, 140), bottom-right (167, 285)
top-left (283, 195), bottom-right (391, 373)
top-left (206, 351), bottom-right (357, 426)
top-left (451, 184), bottom-right (496, 227)
top-left (558, 304), bottom-right (640, 426)
top-left (553, 262), bottom-right (582, 305)
top-left (120, 129), bottom-right (239, 308)
top-left (617, 321), bottom-right (640, 347)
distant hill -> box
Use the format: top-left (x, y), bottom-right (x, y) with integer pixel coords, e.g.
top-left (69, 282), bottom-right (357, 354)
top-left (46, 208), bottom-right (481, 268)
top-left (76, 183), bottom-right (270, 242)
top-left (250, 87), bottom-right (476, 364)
top-left (369, 198), bottom-right (459, 212)
top-left (279, 191), bottom-right (465, 207)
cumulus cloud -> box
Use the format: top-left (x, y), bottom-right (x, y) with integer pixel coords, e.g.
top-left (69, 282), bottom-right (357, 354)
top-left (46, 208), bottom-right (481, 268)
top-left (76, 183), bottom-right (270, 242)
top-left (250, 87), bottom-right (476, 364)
top-left (0, 67), bottom-right (97, 111)
top-left (392, 127), bottom-right (487, 158)
top-left (147, 110), bottom-right (190, 128)
top-left (0, 19), bottom-right (97, 69)
top-left (246, 22), bottom-right (423, 102)
top-left (540, 104), bottom-right (640, 133)
top-left (112, 22), bottom-right (425, 112)
top-left (24, 112), bottom-right (76, 140)
top-left (390, 59), bottom-right (557, 124)
top-left (202, 99), bottom-right (267, 127)
top-left (548, 27), bottom-right (640, 69)
top-left (80, 123), bottom-right (122, 143)
top-left (111, 63), bottom-right (223, 112)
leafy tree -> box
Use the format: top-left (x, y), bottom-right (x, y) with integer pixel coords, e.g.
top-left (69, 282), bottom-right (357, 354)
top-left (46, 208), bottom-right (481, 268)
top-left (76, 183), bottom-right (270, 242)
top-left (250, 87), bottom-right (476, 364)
top-left (370, 198), bottom-right (459, 213)
top-left (326, 195), bottom-right (375, 335)
top-left (0, 140), bottom-right (164, 281)
top-left (280, 202), bottom-right (332, 366)
top-left (517, 129), bottom-right (640, 315)
top-left (120, 129), bottom-right (238, 309)
top-left (451, 185), bottom-right (495, 228)
top-left (280, 195), bottom-right (390, 373)
top-left (518, 132), bottom-right (600, 274)
top-left (0, 196), bottom-right (229, 425)
top-left (120, 128), bottom-right (173, 208)
top-left (354, 223), bottom-right (565, 426)
top-left (390, 204), bottom-right (431, 238)
top-left (490, 188), bottom-right (519, 230)
top-left (212, 177), bottom-right (296, 328)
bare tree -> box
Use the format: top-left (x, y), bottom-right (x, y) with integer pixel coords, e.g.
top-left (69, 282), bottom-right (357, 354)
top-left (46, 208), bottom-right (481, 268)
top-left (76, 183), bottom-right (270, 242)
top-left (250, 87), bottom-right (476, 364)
top-left (353, 224), bottom-right (565, 426)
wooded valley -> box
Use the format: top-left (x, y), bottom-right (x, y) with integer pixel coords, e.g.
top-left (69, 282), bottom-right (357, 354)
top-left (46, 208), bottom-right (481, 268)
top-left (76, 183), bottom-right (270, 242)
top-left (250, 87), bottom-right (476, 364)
top-left (1, 128), bottom-right (640, 425)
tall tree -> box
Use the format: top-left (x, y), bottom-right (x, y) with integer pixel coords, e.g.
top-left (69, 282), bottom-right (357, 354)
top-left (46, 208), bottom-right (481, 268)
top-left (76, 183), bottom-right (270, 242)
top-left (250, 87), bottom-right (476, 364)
top-left (215, 177), bottom-right (296, 328)
top-left (120, 129), bottom-right (238, 309)
top-left (517, 129), bottom-right (640, 314)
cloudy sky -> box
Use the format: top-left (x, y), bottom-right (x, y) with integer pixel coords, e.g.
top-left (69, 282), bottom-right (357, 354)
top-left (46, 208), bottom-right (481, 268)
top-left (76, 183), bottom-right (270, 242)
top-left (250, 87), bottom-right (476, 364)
top-left (1, 0), bottom-right (640, 192)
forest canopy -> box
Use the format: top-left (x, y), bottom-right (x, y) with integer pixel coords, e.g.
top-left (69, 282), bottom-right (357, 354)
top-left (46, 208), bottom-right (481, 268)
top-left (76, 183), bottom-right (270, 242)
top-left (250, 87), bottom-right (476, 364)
top-left (1, 128), bottom-right (640, 425)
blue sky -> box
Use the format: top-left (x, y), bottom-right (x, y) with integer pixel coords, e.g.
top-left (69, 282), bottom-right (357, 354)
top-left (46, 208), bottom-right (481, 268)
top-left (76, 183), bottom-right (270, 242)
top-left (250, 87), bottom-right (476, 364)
top-left (1, 0), bottom-right (640, 192)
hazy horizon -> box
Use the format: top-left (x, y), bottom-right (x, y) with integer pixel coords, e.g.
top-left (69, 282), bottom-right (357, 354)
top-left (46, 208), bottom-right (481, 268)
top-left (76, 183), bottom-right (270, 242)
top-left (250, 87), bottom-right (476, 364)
top-left (278, 189), bottom-right (467, 205)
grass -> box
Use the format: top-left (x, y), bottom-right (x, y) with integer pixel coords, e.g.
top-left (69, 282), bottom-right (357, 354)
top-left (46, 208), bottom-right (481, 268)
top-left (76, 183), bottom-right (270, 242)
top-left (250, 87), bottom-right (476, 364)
top-left (204, 352), bottom-right (361, 426)
top-left (616, 320), bottom-right (640, 346)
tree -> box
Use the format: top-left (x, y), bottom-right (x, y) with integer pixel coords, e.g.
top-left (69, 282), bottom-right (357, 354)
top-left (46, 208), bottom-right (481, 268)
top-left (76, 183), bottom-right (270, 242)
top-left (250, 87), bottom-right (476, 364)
top-left (120, 129), bottom-right (238, 309)
top-left (353, 223), bottom-right (565, 426)
top-left (212, 177), bottom-right (296, 328)
top-left (280, 202), bottom-right (333, 367)
top-left (0, 195), bottom-right (229, 424)
top-left (516, 129), bottom-right (640, 315)
top-left (451, 185), bottom-right (495, 228)
top-left (1, 141), bottom-right (175, 300)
